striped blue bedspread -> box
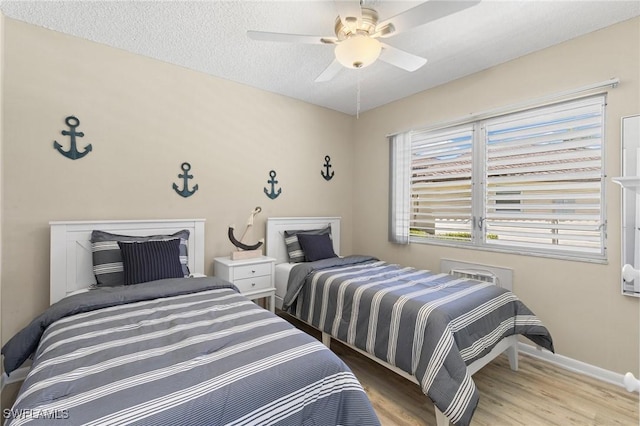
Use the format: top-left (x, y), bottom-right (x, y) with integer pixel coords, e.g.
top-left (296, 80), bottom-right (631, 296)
top-left (2, 277), bottom-right (380, 425)
top-left (282, 256), bottom-right (554, 426)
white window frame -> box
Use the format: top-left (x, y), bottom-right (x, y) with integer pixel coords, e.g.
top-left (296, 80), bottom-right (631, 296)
top-left (390, 95), bottom-right (607, 263)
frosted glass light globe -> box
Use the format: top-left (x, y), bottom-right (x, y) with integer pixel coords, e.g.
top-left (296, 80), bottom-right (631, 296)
top-left (335, 35), bottom-right (382, 69)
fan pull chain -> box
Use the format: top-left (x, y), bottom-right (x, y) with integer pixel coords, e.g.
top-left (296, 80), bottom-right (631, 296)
top-left (356, 69), bottom-right (362, 119)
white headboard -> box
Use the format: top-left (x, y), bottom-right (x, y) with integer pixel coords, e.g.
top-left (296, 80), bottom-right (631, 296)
top-left (49, 219), bottom-right (206, 304)
top-left (266, 217), bottom-right (341, 264)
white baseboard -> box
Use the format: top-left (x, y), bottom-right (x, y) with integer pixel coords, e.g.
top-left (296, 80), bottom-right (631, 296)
top-left (518, 342), bottom-right (628, 390)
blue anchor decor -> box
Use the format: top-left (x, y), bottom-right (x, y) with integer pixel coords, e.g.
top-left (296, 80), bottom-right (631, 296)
top-left (321, 155), bottom-right (334, 181)
top-left (173, 162), bottom-right (199, 198)
top-left (264, 170), bottom-right (282, 200)
top-left (53, 116), bottom-right (92, 160)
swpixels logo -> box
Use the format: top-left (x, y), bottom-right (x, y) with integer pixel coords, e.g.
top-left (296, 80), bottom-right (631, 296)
top-left (3, 409), bottom-right (69, 420)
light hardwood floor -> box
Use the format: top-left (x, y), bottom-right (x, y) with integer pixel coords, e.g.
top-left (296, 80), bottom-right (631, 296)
top-left (282, 313), bottom-right (640, 426)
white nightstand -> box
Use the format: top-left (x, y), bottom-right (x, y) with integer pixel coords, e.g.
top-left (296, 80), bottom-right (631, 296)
top-left (213, 256), bottom-right (276, 313)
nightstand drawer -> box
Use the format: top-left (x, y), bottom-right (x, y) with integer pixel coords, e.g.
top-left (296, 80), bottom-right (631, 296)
top-left (233, 263), bottom-right (272, 280)
top-left (234, 275), bottom-right (272, 293)
top-left (213, 256), bottom-right (276, 313)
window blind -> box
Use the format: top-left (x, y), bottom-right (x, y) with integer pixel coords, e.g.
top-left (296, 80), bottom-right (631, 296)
top-left (388, 133), bottom-right (411, 244)
top-left (410, 126), bottom-right (474, 242)
top-left (483, 96), bottom-right (605, 256)
top-left (391, 93), bottom-right (607, 261)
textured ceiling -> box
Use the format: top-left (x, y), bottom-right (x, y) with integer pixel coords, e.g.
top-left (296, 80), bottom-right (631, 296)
top-left (1, 1), bottom-right (639, 115)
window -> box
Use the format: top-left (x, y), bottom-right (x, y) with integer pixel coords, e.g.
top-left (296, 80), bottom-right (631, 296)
top-left (390, 95), bottom-right (606, 261)
top-left (410, 126), bottom-right (474, 243)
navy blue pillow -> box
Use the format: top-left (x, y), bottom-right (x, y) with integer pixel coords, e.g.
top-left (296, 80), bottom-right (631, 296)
top-left (296, 233), bottom-right (337, 262)
top-left (118, 239), bottom-right (184, 285)
top-left (91, 229), bottom-right (190, 287)
top-left (283, 226), bottom-right (331, 263)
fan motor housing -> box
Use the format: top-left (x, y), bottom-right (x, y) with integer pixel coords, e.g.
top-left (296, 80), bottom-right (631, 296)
top-left (334, 7), bottom-right (379, 39)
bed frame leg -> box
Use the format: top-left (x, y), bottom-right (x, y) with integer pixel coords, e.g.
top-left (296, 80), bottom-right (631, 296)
top-left (435, 407), bottom-right (450, 426)
top-left (321, 332), bottom-right (331, 348)
top-left (506, 342), bottom-right (518, 371)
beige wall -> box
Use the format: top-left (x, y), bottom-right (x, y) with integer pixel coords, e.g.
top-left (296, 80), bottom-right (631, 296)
top-left (1, 19), bottom-right (354, 343)
top-left (353, 17), bottom-right (640, 375)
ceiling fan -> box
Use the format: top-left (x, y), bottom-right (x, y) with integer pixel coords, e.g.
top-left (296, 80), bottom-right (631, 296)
top-left (247, 0), bottom-right (480, 82)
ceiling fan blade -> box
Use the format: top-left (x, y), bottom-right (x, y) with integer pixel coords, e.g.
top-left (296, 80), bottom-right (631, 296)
top-left (376, 0), bottom-right (480, 37)
top-left (334, 1), bottom-right (362, 30)
top-left (247, 30), bottom-right (337, 45)
top-left (379, 43), bottom-right (427, 72)
top-left (315, 59), bottom-right (343, 83)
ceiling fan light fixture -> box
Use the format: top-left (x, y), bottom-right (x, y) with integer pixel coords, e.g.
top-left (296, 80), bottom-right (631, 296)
top-left (334, 35), bottom-right (381, 69)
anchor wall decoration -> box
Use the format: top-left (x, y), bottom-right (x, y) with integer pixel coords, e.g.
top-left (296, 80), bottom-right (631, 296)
top-left (264, 170), bottom-right (282, 200)
top-left (53, 116), bottom-right (92, 160)
top-left (321, 155), bottom-right (334, 181)
top-left (228, 206), bottom-right (264, 260)
top-left (173, 162), bottom-right (199, 198)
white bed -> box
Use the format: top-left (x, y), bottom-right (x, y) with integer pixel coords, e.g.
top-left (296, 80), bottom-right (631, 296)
top-left (265, 216), bottom-right (520, 426)
top-left (49, 218), bottom-right (206, 304)
top-left (266, 216), bottom-right (341, 309)
top-left (4, 217), bottom-right (381, 426)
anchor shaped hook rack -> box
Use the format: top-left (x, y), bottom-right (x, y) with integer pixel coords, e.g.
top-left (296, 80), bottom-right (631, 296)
top-left (53, 115), bottom-right (93, 160)
top-left (264, 170), bottom-right (282, 200)
top-left (321, 155), bottom-right (334, 181)
top-left (173, 162), bottom-right (199, 198)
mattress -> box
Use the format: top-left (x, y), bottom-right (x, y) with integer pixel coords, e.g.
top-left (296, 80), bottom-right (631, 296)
top-left (275, 262), bottom-right (296, 308)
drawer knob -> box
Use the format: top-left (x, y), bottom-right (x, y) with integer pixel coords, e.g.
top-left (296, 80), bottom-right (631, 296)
top-left (251, 282), bottom-right (256, 287)
top-left (251, 270), bottom-right (255, 274)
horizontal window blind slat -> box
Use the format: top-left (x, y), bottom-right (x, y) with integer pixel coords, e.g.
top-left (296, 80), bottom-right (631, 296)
top-left (484, 228), bottom-right (602, 242)
top-left (412, 127), bottom-right (474, 143)
top-left (413, 198), bottom-right (472, 204)
top-left (412, 166), bottom-right (474, 178)
top-left (413, 180), bottom-right (472, 189)
top-left (414, 209), bottom-right (472, 215)
top-left (486, 203), bottom-right (600, 210)
top-left (484, 220), bottom-right (601, 231)
top-left (412, 213), bottom-right (472, 219)
top-left (487, 192), bottom-right (599, 201)
top-left (410, 226), bottom-right (472, 234)
top-left (412, 235), bottom-right (472, 243)
top-left (487, 116), bottom-right (602, 144)
top-left (412, 143), bottom-right (473, 157)
top-left (412, 158), bottom-right (472, 171)
top-left (486, 212), bottom-right (601, 221)
top-left (487, 171), bottom-right (601, 183)
top-left (488, 181), bottom-right (600, 192)
top-left (488, 150), bottom-right (601, 168)
top-left (412, 227), bottom-right (472, 234)
top-left (413, 189), bottom-right (471, 196)
top-left (487, 137), bottom-right (601, 158)
top-left (412, 157), bottom-right (472, 168)
top-left (412, 173), bottom-right (472, 181)
top-left (412, 226), bottom-right (473, 232)
top-left (487, 160), bottom-right (601, 176)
